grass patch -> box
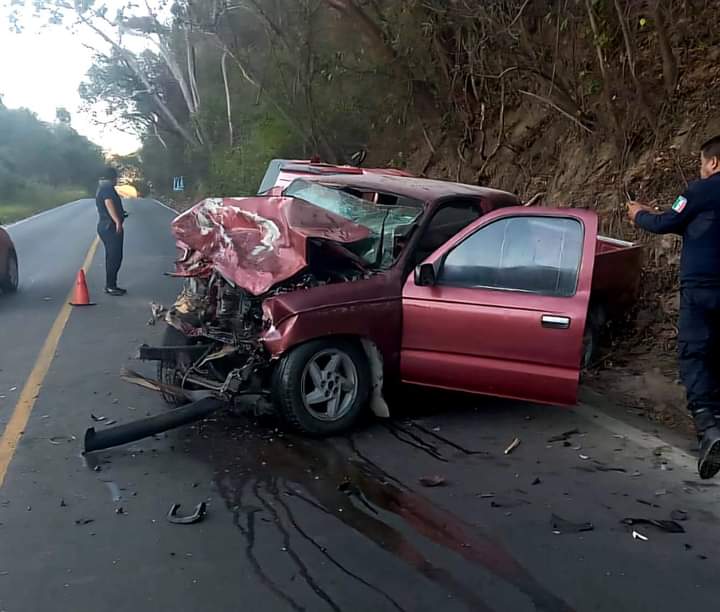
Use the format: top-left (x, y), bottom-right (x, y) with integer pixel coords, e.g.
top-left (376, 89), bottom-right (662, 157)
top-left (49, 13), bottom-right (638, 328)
top-left (0, 185), bottom-right (89, 224)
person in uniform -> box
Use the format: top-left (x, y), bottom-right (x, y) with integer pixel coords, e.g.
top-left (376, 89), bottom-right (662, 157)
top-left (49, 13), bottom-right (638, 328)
top-left (628, 136), bottom-right (720, 478)
top-left (96, 167), bottom-right (127, 296)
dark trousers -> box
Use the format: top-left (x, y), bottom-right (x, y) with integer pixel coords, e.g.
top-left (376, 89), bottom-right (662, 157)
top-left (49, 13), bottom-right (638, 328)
top-left (98, 222), bottom-right (124, 289)
top-left (678, 287), bottom-right (720, 433)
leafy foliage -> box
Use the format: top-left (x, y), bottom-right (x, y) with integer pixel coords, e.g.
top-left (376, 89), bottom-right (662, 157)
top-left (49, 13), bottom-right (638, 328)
top-left (0, 103), bottom-right (104, 221)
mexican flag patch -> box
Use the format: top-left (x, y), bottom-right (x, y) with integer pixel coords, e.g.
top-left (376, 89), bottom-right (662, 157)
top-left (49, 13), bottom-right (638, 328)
top-left (672, 195), bottom-right (687, 213)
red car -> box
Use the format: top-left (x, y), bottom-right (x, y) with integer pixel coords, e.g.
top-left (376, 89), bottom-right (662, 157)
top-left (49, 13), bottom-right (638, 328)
top-left (143, 174), bottom-right (643, 435)
top-left (0, 227), bottom-right (18, 294)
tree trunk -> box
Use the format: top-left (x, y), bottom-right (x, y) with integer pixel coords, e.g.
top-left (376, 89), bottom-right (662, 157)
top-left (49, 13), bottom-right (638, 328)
top-left (653, 0), bottom-right (679, 95)
top-left (584, 0), bottom-right (621, 135)
top-left (221, 50), bottom-right (234, 148)
top-left (613, 0), bottom-right (654, 126)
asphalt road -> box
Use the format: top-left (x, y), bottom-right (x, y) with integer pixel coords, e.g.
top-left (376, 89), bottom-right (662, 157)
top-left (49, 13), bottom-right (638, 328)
top-left (1, 198), bottom-right (719, 612)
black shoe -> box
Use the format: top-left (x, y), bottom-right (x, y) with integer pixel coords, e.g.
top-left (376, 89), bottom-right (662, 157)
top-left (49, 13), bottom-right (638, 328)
top-left (105, 287), bottom-right (127, 296)
top-left (698, 426), bottom-right (720, 479)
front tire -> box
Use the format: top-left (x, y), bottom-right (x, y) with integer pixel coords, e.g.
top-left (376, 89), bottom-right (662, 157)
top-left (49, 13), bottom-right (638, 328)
top-left (272, 339), bottom-right (370, 436)
top-left (157, 325), bottom-right (196, 406)
top-left (1, 250), bottom-right (18, 293)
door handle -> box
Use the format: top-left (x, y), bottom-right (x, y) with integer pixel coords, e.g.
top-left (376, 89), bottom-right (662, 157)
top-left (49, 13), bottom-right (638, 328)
top-left (541, 315), bottom-right (571, 329)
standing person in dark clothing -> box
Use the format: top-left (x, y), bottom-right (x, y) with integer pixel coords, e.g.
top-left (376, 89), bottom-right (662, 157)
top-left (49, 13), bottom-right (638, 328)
top-left (628, 136), bottom-right (720, 479)
top-left (96, 167), bottom-right (127, 296)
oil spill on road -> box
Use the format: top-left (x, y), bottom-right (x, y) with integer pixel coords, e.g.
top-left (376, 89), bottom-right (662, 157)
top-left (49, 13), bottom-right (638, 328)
top-left (185, 417), bottom-right (574, 612)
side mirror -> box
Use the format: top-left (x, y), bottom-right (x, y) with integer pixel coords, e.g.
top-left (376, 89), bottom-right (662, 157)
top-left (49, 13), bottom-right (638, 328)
top-left (414, 262), bottom-right (437, 287)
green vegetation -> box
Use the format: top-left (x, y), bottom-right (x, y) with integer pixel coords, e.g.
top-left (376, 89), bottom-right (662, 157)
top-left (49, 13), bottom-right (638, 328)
top-left (0, 101), bottom-right (104, 224)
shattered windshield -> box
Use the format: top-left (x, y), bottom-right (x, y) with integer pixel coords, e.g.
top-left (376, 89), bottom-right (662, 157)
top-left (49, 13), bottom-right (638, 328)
top-left (284, 179), bottom-right (422, 268)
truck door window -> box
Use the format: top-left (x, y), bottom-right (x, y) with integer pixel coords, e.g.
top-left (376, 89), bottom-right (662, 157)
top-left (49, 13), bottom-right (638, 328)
top-left (439, 217), bottom-right (583, 297)
top-left (413, 202), bottom-right (482, 266)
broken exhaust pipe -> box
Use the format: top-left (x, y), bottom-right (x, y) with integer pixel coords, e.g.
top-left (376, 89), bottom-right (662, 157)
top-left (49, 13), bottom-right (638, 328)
top-left (83, 398), bottom-right (225, 454)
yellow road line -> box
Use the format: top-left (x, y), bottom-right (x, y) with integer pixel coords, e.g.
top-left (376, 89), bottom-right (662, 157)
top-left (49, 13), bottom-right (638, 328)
top-left (0, 236), bottom-right (100, 487)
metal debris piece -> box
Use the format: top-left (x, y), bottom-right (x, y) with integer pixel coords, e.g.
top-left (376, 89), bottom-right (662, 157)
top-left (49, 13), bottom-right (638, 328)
top-left (167, 502), bottom-right (207, 525)
top-left (632, 531), bottom-right (648, 541)
top-left (90, 414), bottom-right (106, 422)
top-left (115, 507), bottom-right (125, 515)
top-left (419, 475), bottom-right (447, 487)
top-left (654, 489), bottom-right (668, 496)
top-left (75, 518), bottom-right (94, 525)
top-left (531, 477), bottom-right (542, 486)
top-left (147, 302), bottom-right (168, 326)
top-left (621, 518), bottom-right (685, 533)
top-left (60, 499), bottom-right (67, 508)
top-left (547, 428), bottom-right (581, 443)
top-left (550, 514), bottom-right (594, 534)
top-left (579, 454), bottom-right (590, 460)
top-left (670, 509), bottom-right (689, 522)
top-left (636, 499), bottom-right (661, 508)
top-left (504, 437), bottom-right (521, 455)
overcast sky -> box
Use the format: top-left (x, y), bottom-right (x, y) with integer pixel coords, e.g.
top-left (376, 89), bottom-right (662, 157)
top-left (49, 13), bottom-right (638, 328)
top-left (0, 10), bottom-right (141, 155)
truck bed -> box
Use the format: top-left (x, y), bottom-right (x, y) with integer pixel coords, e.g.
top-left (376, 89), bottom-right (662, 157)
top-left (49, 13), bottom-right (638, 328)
top-left (592, 236), bottom-right (644, 319)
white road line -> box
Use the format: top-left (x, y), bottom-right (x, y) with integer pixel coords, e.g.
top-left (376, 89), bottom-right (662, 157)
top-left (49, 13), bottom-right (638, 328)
top-left (147, 198), bottom-right (180, 216)
top-left (6, 199), bottom-right (89, 228)
top-left (575, 401), bottom-right (696, 472)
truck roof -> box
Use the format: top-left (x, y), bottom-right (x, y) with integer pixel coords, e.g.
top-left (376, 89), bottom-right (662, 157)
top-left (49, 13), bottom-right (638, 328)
top-left (300, 173), bottom-right (521, 207)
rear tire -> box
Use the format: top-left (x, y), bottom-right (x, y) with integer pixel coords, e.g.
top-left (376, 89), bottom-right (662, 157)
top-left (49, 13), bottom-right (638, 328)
top-left (581, 305), bottom-right (604, 369)
top-left (0, 250), bottom-right (18, 293)
top-left (272, 339), bottom-right (370, 436)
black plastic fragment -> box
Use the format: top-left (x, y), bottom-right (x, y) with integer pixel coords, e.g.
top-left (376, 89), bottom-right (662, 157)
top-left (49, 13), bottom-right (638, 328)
top-left (167, 502), bottom-right (207, 525)
top-left (621, 518), bottom-right (685, 533)
top-left (550, 513), bottom-right (594, 533)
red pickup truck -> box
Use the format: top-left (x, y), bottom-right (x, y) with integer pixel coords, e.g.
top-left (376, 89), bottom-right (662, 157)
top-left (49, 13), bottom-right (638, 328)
top-left (145, 173), bottom-right (643, 435)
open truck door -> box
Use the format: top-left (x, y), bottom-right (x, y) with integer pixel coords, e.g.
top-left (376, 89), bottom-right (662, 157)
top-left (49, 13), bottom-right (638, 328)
top-left (401, 208), bottom-right (598, 406)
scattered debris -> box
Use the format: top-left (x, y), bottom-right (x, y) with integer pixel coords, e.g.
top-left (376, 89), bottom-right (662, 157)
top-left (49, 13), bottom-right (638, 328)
top-left (491, 498), bottom-right (530, 509)
top-left (621, 518), bottom-right (685, 533)
top-left (167, 502), bottom-right (207, 525)
top-left (504, 437), bottom-right (521, 455)
top-left (60, 499), bottom-right (67, 508)
top-left (104, 420), bottom-right (118, 426)
top-left (636, 499), bottom-right (661, 508)
top-left (90, 414), bottom-right (106, 422)
top-left (632, 531), bottom-right (648, 541)
top-left (75, 518), bottom-right (94, 525)
top-left (550, 514), bottom-right (594, 534)
top-left (579, 454), bottom-right (590, 460)
top-left (48, 436), bottom-right (75, 445)
top-left (654, 489), bottom-right (668, 497)
top-left (594, 464), bottom-right (627, 473)
top-left (478, 493), bottom-right (495, 499)
top-left (115, 507), bottom-right (125, 515)
top-left (531, 477), bottom-right (542, 486)
top-left (419, 475), bottom-right (447, 487)
top-left (671, 509), bottom-right (689, 522)
top-left (547, 429), bottom-right (580, 443)
top-left (147, 302), bottom-right (167, 326)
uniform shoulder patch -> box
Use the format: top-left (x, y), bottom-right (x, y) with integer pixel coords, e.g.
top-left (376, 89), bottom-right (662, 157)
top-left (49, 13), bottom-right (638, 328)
top-left (672, 195), bottom-right (688, 213)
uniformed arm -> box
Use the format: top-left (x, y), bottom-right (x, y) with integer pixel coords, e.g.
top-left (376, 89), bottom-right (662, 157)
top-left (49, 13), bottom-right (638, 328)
top-left (630, 188), bottom-right (697, 235)
top-left (104, 198), bottom-right (123, 233)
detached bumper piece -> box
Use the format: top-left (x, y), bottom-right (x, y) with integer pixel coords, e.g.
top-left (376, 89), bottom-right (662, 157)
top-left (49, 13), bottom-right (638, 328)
top-left (137, 343), bottom-right (212, 362)
top-left (83, 398), bottom-right (225, 454)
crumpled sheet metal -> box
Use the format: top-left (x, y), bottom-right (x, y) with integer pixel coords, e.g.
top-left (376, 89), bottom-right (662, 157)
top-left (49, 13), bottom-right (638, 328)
top-left (171, 196), bottom-right (370, 295)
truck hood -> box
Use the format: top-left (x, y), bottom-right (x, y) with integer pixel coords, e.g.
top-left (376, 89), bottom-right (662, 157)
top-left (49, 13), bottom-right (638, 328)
top-left (171, 196), bottom-right (370, 295)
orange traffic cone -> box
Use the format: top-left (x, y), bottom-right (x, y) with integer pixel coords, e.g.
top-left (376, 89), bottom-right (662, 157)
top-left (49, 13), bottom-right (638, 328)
top-left (69, 270), bottom-right (95, 306)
